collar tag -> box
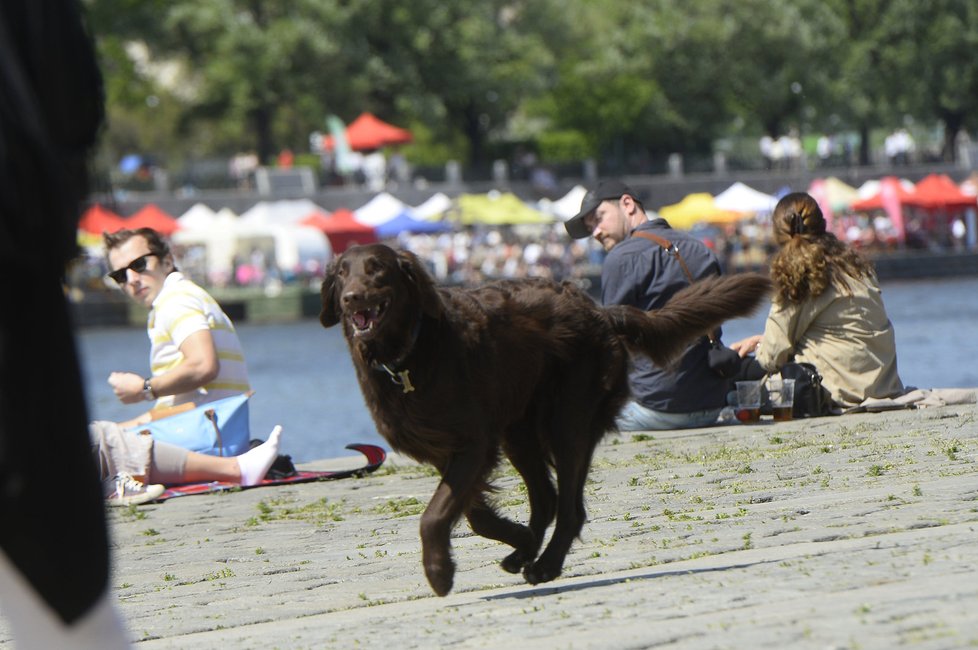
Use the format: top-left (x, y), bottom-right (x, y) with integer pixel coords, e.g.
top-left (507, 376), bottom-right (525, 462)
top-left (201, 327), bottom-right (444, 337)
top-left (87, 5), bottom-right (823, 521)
top-left (380, 364), bottom-right (415, 393)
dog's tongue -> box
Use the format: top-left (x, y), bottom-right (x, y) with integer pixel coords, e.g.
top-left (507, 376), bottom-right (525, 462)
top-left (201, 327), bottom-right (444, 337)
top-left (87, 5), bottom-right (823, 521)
top-left (352, 307), bottom-right (378, 330)
top-left (352, 310), bottom-right (370, 329)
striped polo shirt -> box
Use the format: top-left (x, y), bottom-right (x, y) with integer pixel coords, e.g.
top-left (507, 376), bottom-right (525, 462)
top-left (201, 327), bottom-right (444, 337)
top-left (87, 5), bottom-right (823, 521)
top-left (147, 271), bottom-right (251, 408)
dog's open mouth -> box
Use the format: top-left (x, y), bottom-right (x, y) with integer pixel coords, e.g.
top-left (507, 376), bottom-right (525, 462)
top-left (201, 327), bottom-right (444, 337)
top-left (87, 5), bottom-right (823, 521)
top-left (349, 300), bottom-right (389, 337)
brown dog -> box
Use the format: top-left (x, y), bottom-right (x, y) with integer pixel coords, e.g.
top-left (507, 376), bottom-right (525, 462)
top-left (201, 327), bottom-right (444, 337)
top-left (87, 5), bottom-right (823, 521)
top-left (320, 243), bottom-right (769, 595)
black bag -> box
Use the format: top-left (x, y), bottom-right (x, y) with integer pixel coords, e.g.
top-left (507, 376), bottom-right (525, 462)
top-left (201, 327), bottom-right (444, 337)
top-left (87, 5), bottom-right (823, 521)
top-left (707, 340), bottom-right (742, 379)
top-left (248, 438), bottom-right (298, 479)
top-left (780, 362), bottom-right (833, 417)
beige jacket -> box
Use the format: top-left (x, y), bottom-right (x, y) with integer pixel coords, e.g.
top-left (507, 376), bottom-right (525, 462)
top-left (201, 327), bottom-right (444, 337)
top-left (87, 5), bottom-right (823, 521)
top-left (755, 273), bottom-right (905, 408)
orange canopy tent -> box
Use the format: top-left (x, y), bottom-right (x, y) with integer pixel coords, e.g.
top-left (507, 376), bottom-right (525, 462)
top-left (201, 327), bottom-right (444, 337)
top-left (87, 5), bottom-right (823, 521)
top-left (904, 174), bottom-right (977, 211)
top-left (126, 204), bottom-right (181, 235)
top-left (300, 208), bottom-right (377, 253)
top-left (320, 112), bottom-right (413, 152)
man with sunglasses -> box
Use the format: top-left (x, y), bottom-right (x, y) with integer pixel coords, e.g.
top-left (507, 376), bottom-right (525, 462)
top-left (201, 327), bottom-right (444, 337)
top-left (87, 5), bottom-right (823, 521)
top-left (102, 227), bottom-right (251, 429)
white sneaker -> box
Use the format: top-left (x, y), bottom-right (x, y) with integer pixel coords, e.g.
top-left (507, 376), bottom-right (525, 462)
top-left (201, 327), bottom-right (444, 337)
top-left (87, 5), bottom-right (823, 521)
top-left (106, 473), bottom-right (164, 507)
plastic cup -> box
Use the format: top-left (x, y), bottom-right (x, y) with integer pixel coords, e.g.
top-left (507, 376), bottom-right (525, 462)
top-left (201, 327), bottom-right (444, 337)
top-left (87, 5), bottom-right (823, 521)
top-left (735, 380), bottom-right (762, 423)
top-left (768, 378), bottom-right (796, 421)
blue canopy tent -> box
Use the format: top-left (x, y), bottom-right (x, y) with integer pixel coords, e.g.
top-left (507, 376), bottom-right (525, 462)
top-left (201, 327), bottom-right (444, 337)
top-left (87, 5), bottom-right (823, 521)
top-left (374, 210), bottom-right (454, 239)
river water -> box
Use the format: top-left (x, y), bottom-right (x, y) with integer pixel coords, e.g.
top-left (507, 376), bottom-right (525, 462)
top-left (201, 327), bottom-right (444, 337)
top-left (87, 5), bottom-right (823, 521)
top-left (77, 276), bottom-right (978, 463)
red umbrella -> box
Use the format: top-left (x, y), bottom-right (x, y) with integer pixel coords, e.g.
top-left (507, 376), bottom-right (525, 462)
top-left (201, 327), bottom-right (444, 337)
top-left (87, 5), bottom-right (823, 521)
top-left (904, 174), bottom-right (977, 211)
top-left (126, 204), bottom-right (181, 235)
top-left (320, 112), bottom-right (413, 152)
top-left (300, 208), bottom-right (377, 253)
top-left (78, 203), bottom-right (126, 234)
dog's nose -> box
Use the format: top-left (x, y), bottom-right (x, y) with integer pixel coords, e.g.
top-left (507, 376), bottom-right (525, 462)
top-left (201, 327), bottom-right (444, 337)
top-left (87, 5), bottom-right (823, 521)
top-left (341, 289), bottom-right (362, 306)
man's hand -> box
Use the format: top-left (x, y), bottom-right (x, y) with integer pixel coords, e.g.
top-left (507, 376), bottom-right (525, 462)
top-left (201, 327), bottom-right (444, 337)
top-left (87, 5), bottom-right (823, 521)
top-left (108, 371), bottom-right (148, 404)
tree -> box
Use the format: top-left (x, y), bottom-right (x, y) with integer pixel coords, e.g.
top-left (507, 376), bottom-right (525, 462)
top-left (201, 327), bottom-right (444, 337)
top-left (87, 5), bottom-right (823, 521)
top-left (875, 0), bottom-right (978, 162)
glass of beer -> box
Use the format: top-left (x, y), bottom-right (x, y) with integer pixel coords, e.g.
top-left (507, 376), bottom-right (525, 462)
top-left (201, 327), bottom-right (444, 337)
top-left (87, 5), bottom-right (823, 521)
top-left (735, 380), bottom-right (763, 423)
top-left (768, 378), bottom-right (796, 421)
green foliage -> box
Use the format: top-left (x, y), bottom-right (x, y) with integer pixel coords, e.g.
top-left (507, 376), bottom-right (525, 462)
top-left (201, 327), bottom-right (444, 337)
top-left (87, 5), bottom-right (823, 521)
top-left (83, 0), bottom-right (976, 170)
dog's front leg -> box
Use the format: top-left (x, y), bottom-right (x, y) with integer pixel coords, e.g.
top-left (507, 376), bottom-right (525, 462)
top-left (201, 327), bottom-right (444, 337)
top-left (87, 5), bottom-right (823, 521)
top-left (419, 448), bottom-right (484, 596)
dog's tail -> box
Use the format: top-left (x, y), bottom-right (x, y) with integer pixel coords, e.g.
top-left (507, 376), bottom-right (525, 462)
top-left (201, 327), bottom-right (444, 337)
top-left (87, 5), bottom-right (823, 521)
top-left (605, 273), bottom-right (771, 366)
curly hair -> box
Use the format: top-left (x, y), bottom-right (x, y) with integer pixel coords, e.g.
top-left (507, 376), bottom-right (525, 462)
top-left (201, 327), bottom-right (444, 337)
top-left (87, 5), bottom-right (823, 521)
top-left (769, 192), bottom-right (875, 304)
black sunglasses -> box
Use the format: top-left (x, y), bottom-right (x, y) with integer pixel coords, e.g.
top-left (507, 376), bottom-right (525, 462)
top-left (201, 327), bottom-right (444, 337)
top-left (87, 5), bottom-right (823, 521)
top-left (107, 253), bottom-right (158, 285)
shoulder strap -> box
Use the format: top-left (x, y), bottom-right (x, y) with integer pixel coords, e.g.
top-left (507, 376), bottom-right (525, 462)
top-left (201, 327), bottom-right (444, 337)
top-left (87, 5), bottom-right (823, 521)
top-left (632, 230), bottom-right (719, 343)
top-left (632, 230), bottom-right (695, 284)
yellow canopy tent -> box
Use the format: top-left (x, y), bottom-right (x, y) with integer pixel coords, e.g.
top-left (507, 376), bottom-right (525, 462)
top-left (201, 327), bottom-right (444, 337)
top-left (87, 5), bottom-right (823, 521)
top-left (450, 192), bottom-right (553, 226)
top-left (657, 193), bottom-right (744, 229)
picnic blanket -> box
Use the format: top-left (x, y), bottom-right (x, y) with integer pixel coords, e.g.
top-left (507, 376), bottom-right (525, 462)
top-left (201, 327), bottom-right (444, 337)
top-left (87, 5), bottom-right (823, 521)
top-left (154, 443), bottom-right (386, 502)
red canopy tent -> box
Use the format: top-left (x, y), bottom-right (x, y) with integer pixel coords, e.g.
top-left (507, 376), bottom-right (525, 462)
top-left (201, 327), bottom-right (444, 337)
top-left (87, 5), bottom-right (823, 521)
top-left (126, 204), bottom-right (181, 235)
top-left (78, 203), bottom-right (126, 234)
top-left (904, 174), bottom-right (977, 211)
top-left (300, 208), bottom-right (377, 253)
top-left (849, 177), bottom-right (918, 245)
top-left (320, 112), bottom-right (413, 152)
top-left (849, 177), bottom-right (917, 212)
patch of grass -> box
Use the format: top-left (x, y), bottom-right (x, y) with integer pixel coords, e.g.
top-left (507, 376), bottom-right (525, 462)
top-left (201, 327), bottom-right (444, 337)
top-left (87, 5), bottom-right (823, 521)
top-left (373, 497), bottom-right (425, 518)
top-left (942, 440), bottom-right (961, 461)
top-left (251, 496), bottom-right (347, 526)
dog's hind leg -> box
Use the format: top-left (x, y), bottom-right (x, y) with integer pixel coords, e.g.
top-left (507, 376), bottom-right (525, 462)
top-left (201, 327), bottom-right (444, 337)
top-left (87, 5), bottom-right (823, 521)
top-left (419, 446), bottom-right (487, 596)
top-left (497, 438), bottom-right (556, 573)
top-left (523, 428), bottom-right (596, 586)
top-left (466, 496), bottom-right (535, 572)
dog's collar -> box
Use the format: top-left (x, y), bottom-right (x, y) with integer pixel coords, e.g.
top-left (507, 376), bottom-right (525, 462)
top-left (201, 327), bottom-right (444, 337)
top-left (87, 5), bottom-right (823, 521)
top-left (371, 312), bottom-right (423, 393)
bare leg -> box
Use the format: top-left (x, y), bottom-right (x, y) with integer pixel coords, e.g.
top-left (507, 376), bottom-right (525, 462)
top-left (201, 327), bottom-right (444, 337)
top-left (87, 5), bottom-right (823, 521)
top-left (150, 426), bottom-right (283, 486)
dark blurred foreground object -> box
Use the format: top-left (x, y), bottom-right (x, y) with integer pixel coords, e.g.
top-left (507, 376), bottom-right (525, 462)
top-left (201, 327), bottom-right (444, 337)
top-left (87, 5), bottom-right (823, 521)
top-left (0, 0), bottom-right (129, 646)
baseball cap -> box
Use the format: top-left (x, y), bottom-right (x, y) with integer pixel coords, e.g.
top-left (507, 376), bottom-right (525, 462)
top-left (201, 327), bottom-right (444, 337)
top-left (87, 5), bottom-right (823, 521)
top-left (564, 180), bottom-right (639, 239)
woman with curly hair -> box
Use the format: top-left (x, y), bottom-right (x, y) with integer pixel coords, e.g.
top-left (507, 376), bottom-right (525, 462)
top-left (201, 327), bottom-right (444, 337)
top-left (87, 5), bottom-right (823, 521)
top-left (730, 192), bottom-right (905, 409)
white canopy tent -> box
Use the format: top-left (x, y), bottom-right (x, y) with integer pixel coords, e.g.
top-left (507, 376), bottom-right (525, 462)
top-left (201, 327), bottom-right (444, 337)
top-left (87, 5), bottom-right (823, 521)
top-left (354, 192), bottom-right (410, 227)
top-left (412, 192), bottom-right (452, 221)
top-left (173, 206), bottom-right (331, 283)
top-left (546, 185), bottom-right (588, 221)
top-left (713, 182), bottom-right (778, 215)
top-left (239, 199), bottom-right (327, 226)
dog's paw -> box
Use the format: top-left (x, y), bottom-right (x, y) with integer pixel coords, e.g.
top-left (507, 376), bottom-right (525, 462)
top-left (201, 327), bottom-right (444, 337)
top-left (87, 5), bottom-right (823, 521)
top-left (500, 549), bottom-right (532, 574)
top-left (424, 560), bottom-right (456, 596)
top-left (523, 560), bottom-right (562, 585)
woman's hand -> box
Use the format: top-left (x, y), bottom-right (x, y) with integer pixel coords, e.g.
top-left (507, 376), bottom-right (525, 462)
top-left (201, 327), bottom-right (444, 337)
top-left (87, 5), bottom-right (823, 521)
top-left (729, 334), bottom-right (763, 358)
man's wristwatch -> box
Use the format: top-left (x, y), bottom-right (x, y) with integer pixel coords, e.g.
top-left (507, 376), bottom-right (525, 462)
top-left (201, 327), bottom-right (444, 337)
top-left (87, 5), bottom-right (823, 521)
top-left (142, 377), bottom-right (156, 401)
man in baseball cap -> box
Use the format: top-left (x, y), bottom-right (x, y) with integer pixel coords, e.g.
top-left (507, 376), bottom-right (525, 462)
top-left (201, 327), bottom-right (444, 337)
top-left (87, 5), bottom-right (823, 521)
top-left (564, 179), bottom-right (642, 240)
top-left (565, 179), bottom-right (731, 432)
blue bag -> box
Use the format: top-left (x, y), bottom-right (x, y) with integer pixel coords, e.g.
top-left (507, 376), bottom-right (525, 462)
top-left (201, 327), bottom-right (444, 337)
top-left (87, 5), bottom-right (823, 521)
top-left (137, 393), bottom-right (252, 457)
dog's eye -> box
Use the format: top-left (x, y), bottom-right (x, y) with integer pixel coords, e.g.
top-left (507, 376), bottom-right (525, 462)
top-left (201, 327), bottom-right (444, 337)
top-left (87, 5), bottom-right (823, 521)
top-left (364, 258), bottom-right (384, 275)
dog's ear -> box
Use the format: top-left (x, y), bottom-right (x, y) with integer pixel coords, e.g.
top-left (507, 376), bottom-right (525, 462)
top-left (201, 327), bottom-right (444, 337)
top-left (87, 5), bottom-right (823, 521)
top-left (397, 249), bottom-right (443, 319)
top-left (319, 261), bottom-right (341, 328)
